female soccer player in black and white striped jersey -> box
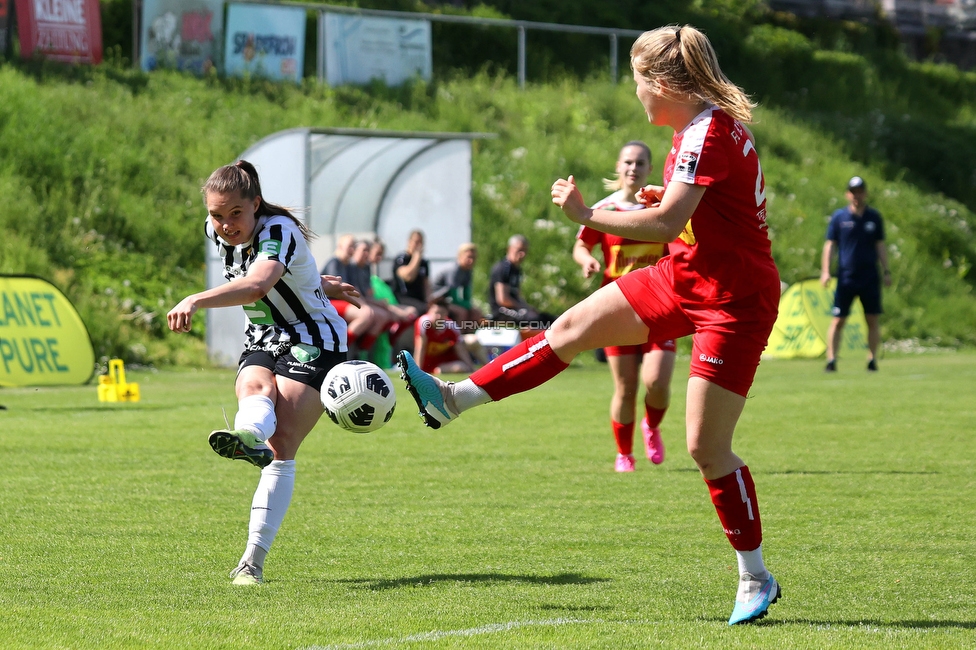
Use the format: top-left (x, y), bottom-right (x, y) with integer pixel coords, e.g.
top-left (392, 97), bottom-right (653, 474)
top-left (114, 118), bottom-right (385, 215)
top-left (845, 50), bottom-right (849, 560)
top-left (167, 160), bottom-right (360, 585)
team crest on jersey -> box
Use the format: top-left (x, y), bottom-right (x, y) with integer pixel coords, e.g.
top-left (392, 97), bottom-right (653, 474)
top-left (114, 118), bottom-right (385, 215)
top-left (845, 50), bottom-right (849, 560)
top-left (290, 344), bottom-right (321, 363)
top-left (865, 222), bottom-right (876, 232)
top-left (674, 151), bottom-right (698, 176)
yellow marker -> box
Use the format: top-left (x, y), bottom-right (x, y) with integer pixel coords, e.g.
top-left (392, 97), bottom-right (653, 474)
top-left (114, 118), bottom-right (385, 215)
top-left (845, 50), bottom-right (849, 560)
top-left (97, 359), bottom-right (141, 402)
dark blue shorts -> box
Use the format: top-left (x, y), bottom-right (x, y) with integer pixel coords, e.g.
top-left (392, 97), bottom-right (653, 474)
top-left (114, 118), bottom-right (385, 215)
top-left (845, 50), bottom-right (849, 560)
top-left (833, 281), bottom-right (882, 317)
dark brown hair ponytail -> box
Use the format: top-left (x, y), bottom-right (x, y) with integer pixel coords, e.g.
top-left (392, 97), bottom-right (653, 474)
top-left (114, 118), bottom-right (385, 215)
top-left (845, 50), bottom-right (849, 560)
top-left (202, 160), bottom-right (313, 240)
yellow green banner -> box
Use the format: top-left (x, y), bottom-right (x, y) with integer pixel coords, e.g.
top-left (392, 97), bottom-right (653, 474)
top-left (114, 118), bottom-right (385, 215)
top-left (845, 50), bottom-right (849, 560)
top-left (764, 277), bottom-right (868, 359)
top-left (0, 275), bottom-right (95, 386)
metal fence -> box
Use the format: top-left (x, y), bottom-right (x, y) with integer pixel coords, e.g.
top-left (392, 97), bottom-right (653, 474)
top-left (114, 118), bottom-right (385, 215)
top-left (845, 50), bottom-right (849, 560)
top-left (137, 0), bottom-right (647, 87)
top-left (133, 0), bottom-right (976, 84)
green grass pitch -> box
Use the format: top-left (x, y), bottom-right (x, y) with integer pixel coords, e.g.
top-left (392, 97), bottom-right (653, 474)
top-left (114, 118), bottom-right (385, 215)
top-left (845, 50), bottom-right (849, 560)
top-left (1, 351), bottom-right (974, 648)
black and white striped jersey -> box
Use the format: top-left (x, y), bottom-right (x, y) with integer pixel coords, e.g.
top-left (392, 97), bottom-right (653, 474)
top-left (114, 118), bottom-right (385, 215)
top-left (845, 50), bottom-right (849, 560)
top-left (207, 215), bottom-right (348, 354)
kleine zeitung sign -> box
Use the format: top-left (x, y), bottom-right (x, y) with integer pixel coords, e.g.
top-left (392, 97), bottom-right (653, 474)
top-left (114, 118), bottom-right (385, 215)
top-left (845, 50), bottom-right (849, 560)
top-left (14, 0), bottom-right (102, 63)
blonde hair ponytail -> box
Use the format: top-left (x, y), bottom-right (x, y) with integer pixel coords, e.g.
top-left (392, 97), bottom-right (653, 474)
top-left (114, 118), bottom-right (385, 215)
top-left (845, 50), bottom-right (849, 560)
top-left (631, 25), bottom-right (756, 123)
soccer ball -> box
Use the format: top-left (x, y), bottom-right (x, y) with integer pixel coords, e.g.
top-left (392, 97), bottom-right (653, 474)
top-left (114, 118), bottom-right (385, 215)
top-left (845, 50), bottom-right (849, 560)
top-left (321, 360), bottom-right (396, 433)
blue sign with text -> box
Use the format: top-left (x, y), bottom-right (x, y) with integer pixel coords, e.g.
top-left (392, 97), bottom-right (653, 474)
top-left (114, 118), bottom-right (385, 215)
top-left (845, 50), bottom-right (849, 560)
top-left (224, 4), bottom-right (305, 82)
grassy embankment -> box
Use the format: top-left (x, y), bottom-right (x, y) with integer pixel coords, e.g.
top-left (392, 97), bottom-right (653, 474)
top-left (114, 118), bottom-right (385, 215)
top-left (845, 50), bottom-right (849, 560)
top-left (0, 47), bottom-right (974, 366)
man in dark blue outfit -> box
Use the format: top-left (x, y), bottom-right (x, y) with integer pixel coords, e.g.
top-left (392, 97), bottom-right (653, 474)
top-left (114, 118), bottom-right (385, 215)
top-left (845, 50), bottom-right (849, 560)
top-left (819, 176), bottom-right (891, 372)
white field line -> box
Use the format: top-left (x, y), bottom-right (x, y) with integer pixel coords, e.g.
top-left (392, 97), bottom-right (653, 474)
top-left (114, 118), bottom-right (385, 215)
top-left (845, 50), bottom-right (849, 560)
top-left (304, 617), bottom-right (603, 649)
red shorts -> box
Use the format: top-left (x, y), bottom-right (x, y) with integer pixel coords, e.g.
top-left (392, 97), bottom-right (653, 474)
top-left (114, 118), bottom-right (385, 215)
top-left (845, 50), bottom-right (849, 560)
top-left (615, 265), bottom-right (779, 397)
top-left (604, 338), bottom-right (676, 357)
top-left (331, 300), bottom-right (351, 318)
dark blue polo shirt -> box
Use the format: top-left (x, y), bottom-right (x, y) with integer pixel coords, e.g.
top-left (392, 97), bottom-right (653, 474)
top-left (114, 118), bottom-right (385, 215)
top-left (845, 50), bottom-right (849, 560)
top-left (826, 206), bottom-right (885, 284)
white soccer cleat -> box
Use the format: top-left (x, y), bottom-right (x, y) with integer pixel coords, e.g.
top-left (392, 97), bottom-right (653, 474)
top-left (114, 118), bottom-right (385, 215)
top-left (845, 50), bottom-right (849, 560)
top-left (208, 429), bottom-right (274, 469)
top-left (229, 561), bottom-right (263, 585)
top-left (728, 572), bottom-right (781, 625)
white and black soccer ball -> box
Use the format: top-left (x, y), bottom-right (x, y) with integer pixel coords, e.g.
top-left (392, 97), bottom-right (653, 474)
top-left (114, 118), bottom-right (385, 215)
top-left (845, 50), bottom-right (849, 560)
top-left (321, 361), bottom-right (396, 433)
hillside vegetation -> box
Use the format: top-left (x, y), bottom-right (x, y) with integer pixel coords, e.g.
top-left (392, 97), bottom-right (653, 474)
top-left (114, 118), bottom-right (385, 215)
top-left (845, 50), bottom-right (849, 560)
top-left (1, 4), bottom-right (975, 366)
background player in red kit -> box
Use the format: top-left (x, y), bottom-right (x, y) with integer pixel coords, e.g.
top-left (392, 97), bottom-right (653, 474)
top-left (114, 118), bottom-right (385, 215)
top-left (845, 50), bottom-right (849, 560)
top-left (398, 24), bottom-right (782, 625)
top-left (573, 140), bottom-right (675, 472)
top-left (413, 299), bottom-right (475, 375)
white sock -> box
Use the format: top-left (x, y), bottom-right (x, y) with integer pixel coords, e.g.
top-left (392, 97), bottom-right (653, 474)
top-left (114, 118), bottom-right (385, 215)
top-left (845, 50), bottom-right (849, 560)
top-left (736, 545), bottom-right (768, 578)
top-left (235, 394), bottom-right (277, 441)
top-left (240, 459), bottom-right (296, 569)
top-left (451, 378), bottom-right (491, 413)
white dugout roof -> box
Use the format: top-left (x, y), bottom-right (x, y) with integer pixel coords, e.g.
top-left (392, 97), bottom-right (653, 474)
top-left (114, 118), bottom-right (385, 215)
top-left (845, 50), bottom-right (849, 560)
top-left (206, 127), bottom-right (492, 366)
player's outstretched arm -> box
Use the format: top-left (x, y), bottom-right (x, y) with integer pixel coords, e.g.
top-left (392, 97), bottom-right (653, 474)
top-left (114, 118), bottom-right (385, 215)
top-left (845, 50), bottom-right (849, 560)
top-left (167, 259), bottom-right (285, 332)
top-left (553, 176), bottom-right (703, 244)
top-left (572, 240), bottom-right (601, 279)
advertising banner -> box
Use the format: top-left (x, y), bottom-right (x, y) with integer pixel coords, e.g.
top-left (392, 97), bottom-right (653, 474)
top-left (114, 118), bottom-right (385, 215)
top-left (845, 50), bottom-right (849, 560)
top-left (14, 0), bottom-right (103, 64)
top-left (0, 276), bottom-right (95, 387)
top-left (224, 3), bottom-right (304, 82)
top-left (322, 13), bottom-right (431, 86)
top-left (764, 277), bottom-right (867, 359)
top-left (140, 0), bottom-right (223, 74)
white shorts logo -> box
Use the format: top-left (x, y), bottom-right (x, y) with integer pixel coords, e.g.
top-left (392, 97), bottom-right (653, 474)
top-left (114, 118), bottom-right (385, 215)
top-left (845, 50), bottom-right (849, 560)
top-left (699, 353), bottom-right (724, 365)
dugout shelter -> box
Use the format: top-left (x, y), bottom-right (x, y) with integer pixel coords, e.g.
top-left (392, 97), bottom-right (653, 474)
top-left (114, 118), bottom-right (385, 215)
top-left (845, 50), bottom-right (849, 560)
top-left (206, 127), bottom-right (492, 367)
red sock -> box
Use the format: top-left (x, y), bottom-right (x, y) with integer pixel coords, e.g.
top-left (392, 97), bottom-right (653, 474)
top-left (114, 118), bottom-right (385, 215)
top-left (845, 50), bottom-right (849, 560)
top-left (704, 466), bottom-right (763, 551)
top-left (644, 405), bottom-right (667, 428)
top-left (469, 332), bottom-right (569, 401)
top-left (611, 420), bottom-right (634, 455)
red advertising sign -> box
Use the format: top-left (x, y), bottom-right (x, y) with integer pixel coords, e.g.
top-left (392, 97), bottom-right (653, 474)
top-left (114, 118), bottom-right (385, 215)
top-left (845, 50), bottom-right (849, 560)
top-left (15, 0), bottom-right (102, 63)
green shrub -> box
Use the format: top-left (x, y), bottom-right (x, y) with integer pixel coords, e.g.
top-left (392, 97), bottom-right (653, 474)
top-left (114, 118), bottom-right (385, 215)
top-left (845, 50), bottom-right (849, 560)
top-left (4, 0), bottom-right (976, 363)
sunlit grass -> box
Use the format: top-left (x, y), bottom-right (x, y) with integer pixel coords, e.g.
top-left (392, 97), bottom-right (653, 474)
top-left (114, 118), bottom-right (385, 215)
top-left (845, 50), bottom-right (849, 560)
top-left (1, 351), bottom-right (974, 648)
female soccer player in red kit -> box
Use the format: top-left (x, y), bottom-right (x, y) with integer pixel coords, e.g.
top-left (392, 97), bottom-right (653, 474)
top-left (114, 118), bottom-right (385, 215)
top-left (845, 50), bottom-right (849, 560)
top-left (398, 24), bottom-right (781, 624)
top-left (574, 140), bottom-right (675, 472)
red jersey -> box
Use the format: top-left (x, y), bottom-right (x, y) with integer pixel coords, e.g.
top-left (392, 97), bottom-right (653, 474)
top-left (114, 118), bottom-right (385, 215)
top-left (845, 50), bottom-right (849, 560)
top-left (415, 313), bottom-right (460, 356)
top-left (661, 107), bottom-right (779, 305)
top-left (577, 192), bottom-right (668, 287)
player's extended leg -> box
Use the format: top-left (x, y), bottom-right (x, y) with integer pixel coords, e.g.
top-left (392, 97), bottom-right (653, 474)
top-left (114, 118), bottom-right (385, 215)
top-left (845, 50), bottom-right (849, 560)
top-left (607, 353), bottom-right (640, 472)
top-left (231, 376), bottom-right (323, 585)
top-left (209, 364), bottom-right (278, 469)
top-left (398, 282), bottom-right (650, 428)
top-left (685, 378), bottom-right (780, 624)
top-left (640, 348), bottom-right (675, 465)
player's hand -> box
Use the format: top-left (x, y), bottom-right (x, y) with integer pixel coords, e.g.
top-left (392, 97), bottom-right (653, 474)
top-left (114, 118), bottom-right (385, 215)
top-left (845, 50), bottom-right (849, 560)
top-left (820, 271), bottom-right (831, 287)
top-left (167, 297), bottom-right (198, 333)
top-left (637, 184), bottom-right (664, 206)
top-left (321, 275), bottom-right (362, 307)
top-left (581, 258), bottom-right (601, 279)
top-left (551, 175), bottom-right (592, 224)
